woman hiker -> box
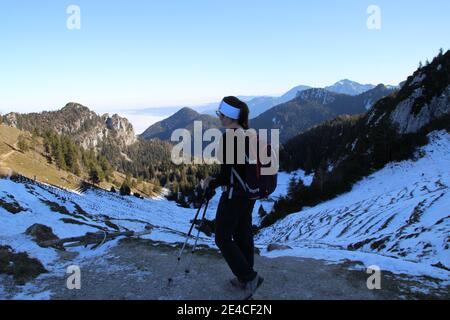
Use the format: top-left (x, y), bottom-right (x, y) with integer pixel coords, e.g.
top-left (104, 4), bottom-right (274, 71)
top-left (203, 96), bottom-right (264, 299)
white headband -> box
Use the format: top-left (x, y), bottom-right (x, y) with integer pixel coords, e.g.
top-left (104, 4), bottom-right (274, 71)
top-left (219, 100), bottom-right (240, 120)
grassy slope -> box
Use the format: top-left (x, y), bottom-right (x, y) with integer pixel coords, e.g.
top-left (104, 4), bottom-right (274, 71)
top-left (0, 124), bottom-right (156, 197)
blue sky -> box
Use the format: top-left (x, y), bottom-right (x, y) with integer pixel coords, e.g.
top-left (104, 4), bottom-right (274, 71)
top-left (0, 0), bottom-right (449, 115)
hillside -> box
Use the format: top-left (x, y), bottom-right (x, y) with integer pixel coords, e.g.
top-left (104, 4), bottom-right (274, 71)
top-left (3, 102), bottom-right (136, 150)
top-left (0, 169), bottom-right (448, 299)
top-left (140, 107), bottom-right (221, 141)
top-left (0, 124), bottom-right (157, 198)
top-left (259, 130), bottom-right (450, 274)
top-left (252, 84), bottom-right (393, 143)
top-left (265, 50), bottom-right (450, 239)
top-left (1, 104), bottom-right (194, 199)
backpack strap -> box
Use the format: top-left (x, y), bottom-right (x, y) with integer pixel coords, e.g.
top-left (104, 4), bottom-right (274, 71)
top-left (229, 169), bottom-right (234, 199)
top-left (231, 167), bottom-right (260, 195)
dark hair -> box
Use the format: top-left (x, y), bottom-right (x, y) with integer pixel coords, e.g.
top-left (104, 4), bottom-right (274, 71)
top-left (223, 96), bottom-right (250, 129)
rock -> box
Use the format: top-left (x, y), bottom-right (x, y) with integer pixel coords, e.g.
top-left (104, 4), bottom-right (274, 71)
top-left (390, 85), bottom-right (450, 134)
top-left (267, 243), bottom-right (292, 252)
top-left (0, 245), bottom-right (47, 285)
top-left (0, 196), bottom-right (27, 214)
top-left (104, 114), bottom-right (137, 146)
top-left (3, 113), bottom-right (18, 127)
top-left (25, 224), bottom-right (62, 249)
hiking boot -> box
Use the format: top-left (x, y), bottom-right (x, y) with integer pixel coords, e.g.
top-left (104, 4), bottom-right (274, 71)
top-left (229, 277), bottom-right (246, 290)
top-left (243, 275), bottom-right (264, 300)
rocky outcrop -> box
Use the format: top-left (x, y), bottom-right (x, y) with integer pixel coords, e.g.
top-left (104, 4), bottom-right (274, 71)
top-left (266, 243), bottom-right (292, 252)
top-left (0, 245), bottom-right (48, 285)
top-left (25, 223), bottom-right (62, 249)
top-left (390, 85), bottom-right (450, 134)
top-left (388, 51), bottom-right (450, 134)
top-left (103, 113), bottom-right (136, 147)
top-left (3, 102), bottom-right (137, 150)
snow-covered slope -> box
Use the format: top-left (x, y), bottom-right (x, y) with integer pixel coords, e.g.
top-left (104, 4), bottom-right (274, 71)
top-left (0, 179), bottom-right (217, 271)
top-left (257, 130), bottom-right (450, 280)
top-left (0, 168), bottom-right (312, 272)
top-left (1, 131), bottom-right (449, 288)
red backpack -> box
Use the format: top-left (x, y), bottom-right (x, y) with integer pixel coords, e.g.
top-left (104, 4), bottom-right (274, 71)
top-left (230, 133), bottom-right (278, 200)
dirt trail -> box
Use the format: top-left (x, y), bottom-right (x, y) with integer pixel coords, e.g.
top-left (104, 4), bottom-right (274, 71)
top-left (0, 142), bottom-right (17, 175)
top-left (3, 238), bottom-right (448, 300)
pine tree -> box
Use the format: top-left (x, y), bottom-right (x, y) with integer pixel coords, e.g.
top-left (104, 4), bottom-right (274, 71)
top-left (287, 177), bottom-right (297, 200)
top-left (148, 165), bottom-right (155, 179)
top-left (89, 165), bottom-right (101, 184)
top-left (55, 143), bottom-right (66, 170)
top-left (120, 179), bottom-right (131, 196)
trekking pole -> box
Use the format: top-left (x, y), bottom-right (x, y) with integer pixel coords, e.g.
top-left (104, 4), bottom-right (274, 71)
top-left (184, 198), bottom-right (210, 275)
top-left (167, 196), bottom-right (206, 285)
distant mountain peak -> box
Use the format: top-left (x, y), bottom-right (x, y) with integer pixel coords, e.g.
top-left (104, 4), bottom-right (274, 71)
top-left (61, 102), bottom-right (90, 112)
top-left (336, 79), bottom-right (354, 84)
top-left (326, 79), bottom-right (376, 96)
top-left (295, 88), bottom-right (337, 105)
top-left (140, 106), bottom-right (219, 141)
top-left (177, 107), bottom-right (200, 116)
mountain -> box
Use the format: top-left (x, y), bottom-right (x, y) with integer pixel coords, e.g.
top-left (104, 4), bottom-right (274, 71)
top-left (141, 84), bottom-right (393, 144)
top-left (4, 170), bottom-right (448, 298)
top-left (325, 79), bottom-right (376, 96)
top-left (133, 80), bottom-right (392, 124)
top-left (1, 103), bottom-right (179, 192)
top-left (3, 103), bottom-right (136, 150)
top-left (251, 84), bottom-right (394, 143)
top-left (140, 107), bottom-right (221, 141)
top-left (0, 123), bottom-right (158, 197)
top-left (245, 85), bottom-right (313, 118)
top-left (271, 49), bottom-right (450, 226)
top-left (190, 86), bottom-right (312, 119)
top-left (256, 50), bottom-right (450, 277)
top-left (260, 130), bottom-right (450, 275)
top-left (133, 80), bottom-right (387, 123)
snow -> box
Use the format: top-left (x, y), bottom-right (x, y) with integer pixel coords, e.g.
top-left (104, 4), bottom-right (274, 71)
top-left (0, 179), bottom-right (205, 271)
top-left (12, 284), bottom-right (52, 300)
top-left (198, 170), bottom-right (313, 226)
top-left (256, 130), bottom-right (450, 281)
top-left (262, 246), bottom-right (449, 280)
top-left (1, 131), bottom-right (449, 295)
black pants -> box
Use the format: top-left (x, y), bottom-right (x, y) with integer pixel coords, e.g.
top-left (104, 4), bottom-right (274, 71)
top-left (215, 192), bottom-right (257, 283)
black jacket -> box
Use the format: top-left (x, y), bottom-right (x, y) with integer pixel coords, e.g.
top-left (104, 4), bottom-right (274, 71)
top-left (210, 130), bottom-right (249, 195)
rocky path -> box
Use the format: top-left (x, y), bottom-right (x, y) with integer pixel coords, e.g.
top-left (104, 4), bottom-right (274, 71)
top-left (0, 143), bottom-right (16, 176)
top-left (2, 238), bottom-right (448, 300)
